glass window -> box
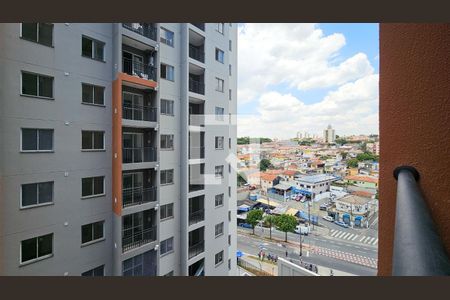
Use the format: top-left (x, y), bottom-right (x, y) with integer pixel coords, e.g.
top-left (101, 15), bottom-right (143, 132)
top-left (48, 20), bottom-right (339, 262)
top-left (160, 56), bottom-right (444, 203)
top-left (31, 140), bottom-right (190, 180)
top-left (215, 77), bottom-right (224, 92)
top-left (160, 169), bottom-right (174, 185)
top-left (215, 194), bottom-right (224, 207)
top-left (82, 265), bottom-right (104, 276)
top-left (160, 237), bottom-right (174, 255)
top-left (21, 23), bottom-right (53, 47)
top-left (122, 250), bottom-right (157, 276)
top-left (81, 131), bottom-right (104, 150)
top-left (215, 136), bottom-right (224, 149)
top-left (160, 99), bottom-right (174, 116)
top-left (82, 36), bottom-right (105, 61)
top-left (21, 128), bottom-right (53, 151)
top-left (21, 233), bottom-right (53, 263)
top-left (81, 221), bottom-right (104, 244)
top-left (229, 40), bottom-right (232, 51)
top-left (160, 203), bottom-right (174, 220)
top-left (216, 23), bottom-right (224, 34)
top-left (215, 222), bottom-right (224, 237)
top-left (22, 72), bottom-right (53, 98)
top-left (161, 64), bottom-right (174, 81)
top-left (215, 250), bottom-right (224, 265)
top-left (21, 181), bottom-right (53, 207)
top-left (215, 166), bottom-right (224, 178)
top-left (160, 28), bottom-right (174, 47)
top-left (215, 48), bottom-right (224, 63)
top-left (160, 134), bottom-right (174, 150)
top-left (215, 107), bottom-right (224, 121)
top-left (82, 83), bottom-right (105, 105)
top-left (82, 176), bottom-right (104, 197)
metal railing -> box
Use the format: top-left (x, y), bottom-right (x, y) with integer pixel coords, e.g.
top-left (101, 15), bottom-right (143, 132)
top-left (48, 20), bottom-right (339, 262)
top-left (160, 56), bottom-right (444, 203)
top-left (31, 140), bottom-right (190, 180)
top-left (122, 57), bottom-right (157, 81)
top-left (189, 209), bottom-right (205, 225)
top-left (122, 226), bottom-right (157, 252)
top-left (122, 23), bottom-right (157, 41)
top-left (189, 184), bottom-right (205, 193)
top-left (123, 103), bottom-right (157, 122)
top-left (189, 146), bottom-right (205, 159)
top-left (392, 166), bottom-right (450, 275)
top-left (189, 44), bottom-right (205, 63)
top-left (237, 258), bottom-right (273, 276)
top-left (123, 147), bottom-right (157, 164)
top-left (189, 78), bottom-right (205, 95)
top-left (188, 241), bottom-right (205, 259)
top-left (190, 23), bottom-right (205, 31)
top-left (122, 186), bottom-right (157, 208)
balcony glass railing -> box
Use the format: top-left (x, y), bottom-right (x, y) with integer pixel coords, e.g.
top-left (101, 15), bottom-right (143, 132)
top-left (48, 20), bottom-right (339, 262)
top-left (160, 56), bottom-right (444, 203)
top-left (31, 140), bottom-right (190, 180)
top-left (189, 146), bottom-right (205, 159)
top-left (189, 44), bottom-right (205, 63)
top-left (189, 78), bottom-right (205, 95)
top-left (122, 226), bottom-right (157, 252)
top-left (189, 184), bottom-right (205, 193)
top-left (123, 103), bottom-right (157, 122)
top-left (189, 114), bottom-right (205, 127)
top-left (191, 23), bottom-right (205, 31)
top-left (122, 57), bottom-right (157, 81)
top-left (123, 23), bottom-right (157, 41)
top-left (123, 147), bottom-right (157, 164)
top-left (122, 186), bottom-right (157, 208)
top-left (189, 209), bottom-right (205, 225)
top-left (188, 241), bottom-right (205, 259)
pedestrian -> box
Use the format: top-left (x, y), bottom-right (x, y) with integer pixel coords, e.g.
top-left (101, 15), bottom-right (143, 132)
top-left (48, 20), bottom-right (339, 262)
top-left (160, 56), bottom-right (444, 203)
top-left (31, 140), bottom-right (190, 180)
top-left (330, 269), bottom-right (334, 276)
top-left (309, 264), bottom-right (313, 271)
top-left (267, 254), bottom-right (272, 261)
top-left (314, 265), bottom-right (318, 273)
top-left (285, 250), bottom-right (289, 258)
top-left (258, 251), bottom-right (261, 260)
top-left (262, 252), bottom-right (265, 261)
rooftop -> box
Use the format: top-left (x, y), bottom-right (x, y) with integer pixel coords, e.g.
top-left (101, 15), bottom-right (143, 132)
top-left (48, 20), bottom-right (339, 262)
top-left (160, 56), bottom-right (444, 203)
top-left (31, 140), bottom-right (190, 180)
top-left (294, 174), bottom-right (339, 184)
top-left (337, 194), bottom-right (371, 205)
top-left (345, 175), bottom-right (379, 183)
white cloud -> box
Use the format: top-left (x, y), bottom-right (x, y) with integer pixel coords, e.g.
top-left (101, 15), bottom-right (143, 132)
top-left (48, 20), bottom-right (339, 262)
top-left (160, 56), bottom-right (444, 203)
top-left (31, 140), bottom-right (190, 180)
top-left (238, 23), bottom-right (375, 104)
top-left (237, 74), bottom-right (379, 139)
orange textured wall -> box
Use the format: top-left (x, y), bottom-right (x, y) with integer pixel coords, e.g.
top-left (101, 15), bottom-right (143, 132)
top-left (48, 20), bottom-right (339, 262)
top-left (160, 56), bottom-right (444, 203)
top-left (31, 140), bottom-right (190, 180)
top-left (112, 79), bottom-right (123, 215)
top-left (379, 24), bottom-right (450, 275)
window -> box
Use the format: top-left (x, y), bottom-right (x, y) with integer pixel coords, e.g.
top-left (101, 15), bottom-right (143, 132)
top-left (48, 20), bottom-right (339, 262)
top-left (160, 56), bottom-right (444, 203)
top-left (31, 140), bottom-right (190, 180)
top-left (228, 234), bottom-right (231, 246)
top-left (160, 134), bottom-right (174, 150)
top-left (215, 166), bottom-right (224, 178)
top-left (160, 237), bottom-right (174, 256)
top-left (229, 163), bottom-right (231, 173)
top-left (229, 64), bottom-right (232, 76)
top-left (160, 28), bottom-right (174, 47)
top-left (215, 77), bottom-right (224, 92)
top-left (21, 23), bottom-right (53, 47)
top-left (215, 107), bottom-right (224, 121)
top-left (215, 250), bottom-right (224, 265)
top-left (21, 233), bottom-right (53, 264)
top-left (215, 222), bottom-right (224, 237)
top-left (21, 72), bottom-right (53, 98)
top-left (21, 128), bottom-right (53, 152)
top-left (82, 131), bottom-right (105, 150)
top-left (161, 99), bottom-right (174, 116)
top-left (161, 169), bottom-right (174, 185)
top-left (229, 40), bottom-right (232, 51)
top-left (215, 136), bottom-right (224, 149)
top-left (82, 36), bottom-right (105, 61)
top-left (215, 48), bottom-right (224, 63)
top-left (81, 221), bottom-right (104, 245)
top-left (82, 265), bottom-right (104, 276)
top-left (216, 23), bottom-right (224, 34)
top-left (229, 186), bottom-right (231, 197)
top-left (160, 203), bottom-right (174, 220)
top-left (228, 210), bottom-right (231, 221)
top-left (161, 64), bottom-right (174, 81)
top-left (215, 194), bottom-right (224, 207)
top-left (228, 258), bottom-right (231, 270)
top-left (81, 176), bottom-right (104, 198)
top-left (21, 181), bottom-right (53, 208)
top-left (122, 250), bottom-right (157, 276)
top-left (82, 83), bottom-right (105, 105)
top-left (164, 271), bottom-right (174, 276)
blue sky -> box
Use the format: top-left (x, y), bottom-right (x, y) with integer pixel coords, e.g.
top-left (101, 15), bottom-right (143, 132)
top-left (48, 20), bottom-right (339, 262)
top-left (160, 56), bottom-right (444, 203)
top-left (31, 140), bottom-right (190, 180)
top-left (237, 24), bottom-right (379, 138)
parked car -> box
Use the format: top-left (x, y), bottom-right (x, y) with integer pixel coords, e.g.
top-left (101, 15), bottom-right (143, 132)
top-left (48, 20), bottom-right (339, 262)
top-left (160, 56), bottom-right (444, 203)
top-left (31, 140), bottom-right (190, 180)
top-left (334, 220), bottom-right (349, 228)
top-left (294, 225), bottom-right (311, 235)
top-left (322, 215), bottom-right (334, 222)
top-left (319, 204), bottom-right (328, 211)
top-left (239, 223), bottom-right (253, 229)
top-left (300, 198), bottom-right (306, 203)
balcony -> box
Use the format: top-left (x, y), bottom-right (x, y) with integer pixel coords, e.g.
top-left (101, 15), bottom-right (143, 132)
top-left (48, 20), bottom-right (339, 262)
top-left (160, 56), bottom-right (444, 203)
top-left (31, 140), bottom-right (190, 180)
top-left (122, 57), bottom-right (157, 82)
top-left (189, 44), bottom-right (205, 63)
top-left (191, 23), bottom-right (205, 31)
top-left (123, 23), bottom-right (157, 41)
top-left (188, 241), bottom-right (205, 259)
top-left (122, 186), bottom-right (157, 208)
top-left (189, 209), bottom-right (205, 226)
top-left (123, 103), bottom-right (157, 122)
top-left (123, 147), bottom-right (157, 164)
top-left (189, 146), bottom-right (205, 160)
top-left (189, 78), bottom-right (205, 95)
top-left (122, 226), bottom-right (157, 252)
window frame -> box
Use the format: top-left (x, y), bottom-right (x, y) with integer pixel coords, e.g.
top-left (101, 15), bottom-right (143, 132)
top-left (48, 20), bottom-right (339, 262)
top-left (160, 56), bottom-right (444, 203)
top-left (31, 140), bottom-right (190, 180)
top-left (81, 35), bottom-right (105, 62)
top-left (215, 193), bottom-right (224, 208)
top-left (215, 77), bottom-right (224, 92)
top-left (215, 250), bottom-right (224, 266)
top-left (215, 222), bottom-right (224, 238)
top-left (160, 237), bottom-right (174, 256)
top-left (20, 128), bottom-right (54, 153)
top-left (216, 23), bottom-right (224, 34)
top-left (20, 71), bottom-right (54, 99)
top-left (160, 169), bottom-right (174, 185)
top-left (20, 233), bottom-right (53, 265)
top-left (81, 176), bottom-right (105, 199)
top-left (81, 130), bottom-right (105, 151)
top-left (160, 27), bottom-right (175, 47)
top-left (215, 165), bottom-right (224, 178)
top-left (160, 99), bottom-right (174, 116)
top-left (215, 107), bottom-right (225, 121)
top-left (160, 203), bottom-right (174, 221)
top-left (81, 220), bottom-right (105, 246)
top-left (81, 265), bottom-right (105, 276)
top-left (215, 48), bottom-right (225, 64)
top-left (160, 134), bottom-right (174, 150)
top-left (20, 181), bottom-right (54, 209)
top-left (160, 63), bottom-right (175, 82)
top-left (20, 23), bottom-right (54, 47)
top-left (81, 83), bottom-right (105, 106)
top-left (215, 136), bottom-right (224, 150)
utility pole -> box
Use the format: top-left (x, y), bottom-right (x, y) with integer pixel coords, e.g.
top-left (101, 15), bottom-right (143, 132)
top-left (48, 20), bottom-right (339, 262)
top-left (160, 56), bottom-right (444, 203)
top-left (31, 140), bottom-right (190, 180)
top-left (299, 233), bottom-right (303, 257)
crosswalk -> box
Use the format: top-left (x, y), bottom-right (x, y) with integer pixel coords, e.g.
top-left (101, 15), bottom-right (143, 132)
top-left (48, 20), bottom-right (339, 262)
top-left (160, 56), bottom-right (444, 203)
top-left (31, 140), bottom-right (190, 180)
top-left (310, 246), bottom-right (378, 269)
top-left (329, 229), bottom-right (378, 245)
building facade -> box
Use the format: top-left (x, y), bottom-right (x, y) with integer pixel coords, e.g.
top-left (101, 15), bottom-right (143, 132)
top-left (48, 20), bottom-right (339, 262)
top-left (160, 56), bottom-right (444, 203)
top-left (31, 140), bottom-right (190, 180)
top-left (0, 23), bottom-right (237, 276)
top-left (323, 124), bottom-right (335, 144)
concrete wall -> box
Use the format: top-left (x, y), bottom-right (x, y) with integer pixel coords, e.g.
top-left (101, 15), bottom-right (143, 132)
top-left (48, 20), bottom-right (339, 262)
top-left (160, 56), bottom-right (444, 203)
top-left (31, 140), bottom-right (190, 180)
top-left (277, 258), bottom-right (319, 276)
top-left (379, 24), bottom-right (450, 275)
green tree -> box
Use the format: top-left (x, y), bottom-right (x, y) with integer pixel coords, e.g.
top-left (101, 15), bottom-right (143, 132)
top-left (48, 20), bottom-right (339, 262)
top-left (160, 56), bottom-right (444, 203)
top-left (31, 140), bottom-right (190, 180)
top-left (246, 209), bottom-right (263, 235)
top-left (237, 173), bottom-right (246, 186)
top-left (335, 137), bottom-right (348, 145)
top-left (356, 152), bottom-right (379, 162)
top-left (263, 215), bottom-right (277, 228)
top-left (341, 152), bottom-right (348, 160)
top-left (274, 214), bottom-right (298, 242)
top-left (258, 159), bottom-right (273, 171)
top-left (347, 158), bottom-right (359, 168)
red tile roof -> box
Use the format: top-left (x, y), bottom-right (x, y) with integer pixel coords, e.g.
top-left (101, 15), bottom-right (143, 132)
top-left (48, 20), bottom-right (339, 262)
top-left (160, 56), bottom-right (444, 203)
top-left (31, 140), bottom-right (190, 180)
top-left (345, 175), bottom-right (378, 184)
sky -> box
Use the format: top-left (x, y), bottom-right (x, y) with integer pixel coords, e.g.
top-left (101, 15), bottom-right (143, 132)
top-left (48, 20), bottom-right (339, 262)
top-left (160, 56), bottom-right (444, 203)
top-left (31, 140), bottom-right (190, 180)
top-left (237, 23), bottom-right (379, 139)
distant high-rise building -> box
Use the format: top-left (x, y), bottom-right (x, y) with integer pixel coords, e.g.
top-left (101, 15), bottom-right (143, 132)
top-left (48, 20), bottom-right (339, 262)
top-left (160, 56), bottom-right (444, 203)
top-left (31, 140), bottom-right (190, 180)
top-left (296, 132), bottom-right (302, 139)
top-left (323, 125), bottom-right (336, 143)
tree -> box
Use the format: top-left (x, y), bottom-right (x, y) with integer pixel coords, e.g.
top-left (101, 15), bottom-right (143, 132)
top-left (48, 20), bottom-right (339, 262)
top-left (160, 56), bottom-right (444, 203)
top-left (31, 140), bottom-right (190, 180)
top-left (341, 151), bottom-right (348, 160)
top-left (347, 158), bottom-right (359, 168)
top-left (356, 152), bottom-right (379, 162)
top-left (258, 159), bottom-right (273, 171)
top-left (263, 215), bottom-right (277, 228)
top-left (274, 214), bottom-right (298, 242)
top-left (237, 173), bottom-right (246, 186)
top-left (246, 209), bottom-right (263, 235)
top-left (335, 137), bottom-right (348, 145)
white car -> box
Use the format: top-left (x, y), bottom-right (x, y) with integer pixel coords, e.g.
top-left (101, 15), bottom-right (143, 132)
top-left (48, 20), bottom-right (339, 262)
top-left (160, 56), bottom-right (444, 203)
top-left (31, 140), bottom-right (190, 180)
top-left (294, 225), bottom-right (311, 235)
top-left (322, 215), bottom-right (334, 222)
